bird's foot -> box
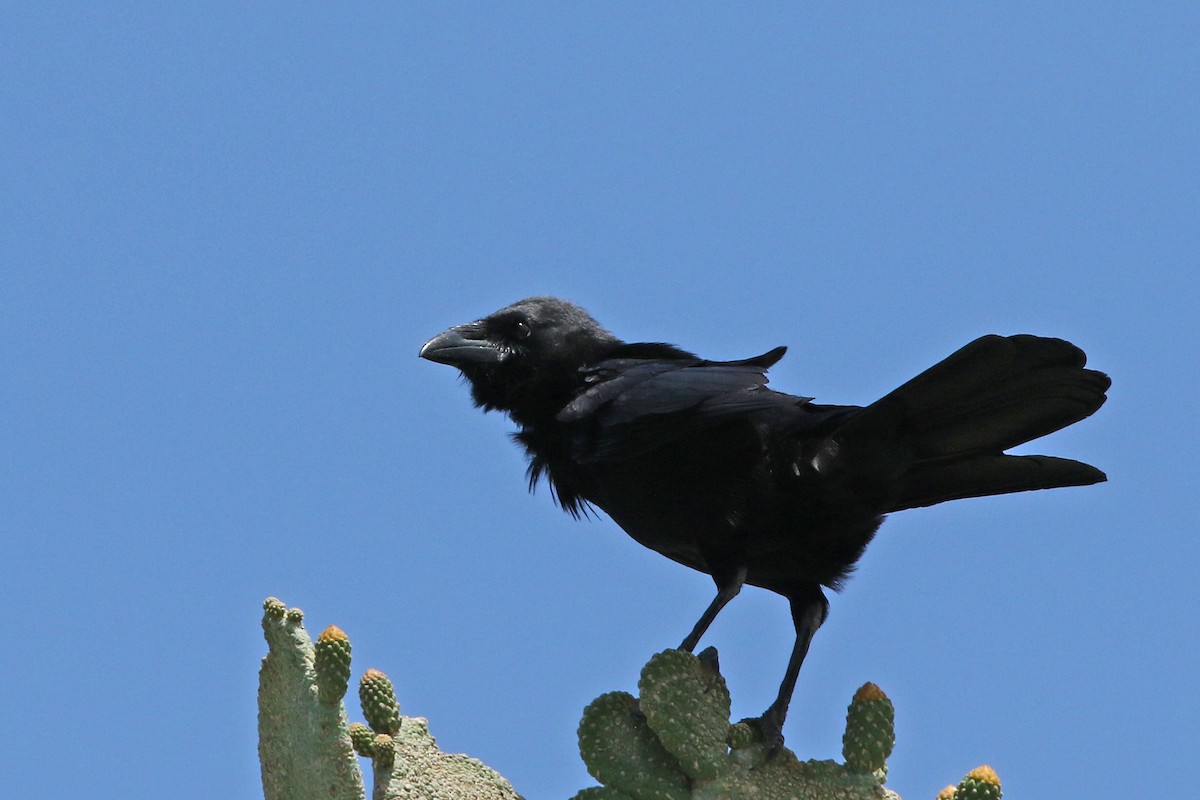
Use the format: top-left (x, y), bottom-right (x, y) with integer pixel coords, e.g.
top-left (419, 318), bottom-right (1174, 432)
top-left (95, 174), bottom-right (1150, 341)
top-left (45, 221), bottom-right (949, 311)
top-left (734, 711), bottom-right (787, 761)
top-left (696, 645), bottom-right (721, 677)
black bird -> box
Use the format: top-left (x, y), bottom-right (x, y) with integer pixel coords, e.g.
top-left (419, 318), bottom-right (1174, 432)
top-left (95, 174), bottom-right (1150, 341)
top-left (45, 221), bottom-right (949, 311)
top-left (420, 296), bottom-right (1109, 748)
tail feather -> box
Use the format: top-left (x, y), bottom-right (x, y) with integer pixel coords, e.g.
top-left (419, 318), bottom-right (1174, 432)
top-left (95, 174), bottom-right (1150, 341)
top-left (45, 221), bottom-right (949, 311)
top-left (890, 454), bottom-right (1106, 512)
top-left (880, 334), bottom-right (1109, 459)
top-left (827, 334), bottom-right (1109, 508)
top-left (905, 363), bottom-right (1111, 459)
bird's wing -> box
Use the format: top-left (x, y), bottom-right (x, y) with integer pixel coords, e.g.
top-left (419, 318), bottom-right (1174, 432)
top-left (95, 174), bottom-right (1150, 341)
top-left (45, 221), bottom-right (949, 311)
top-left (557, 346), bottom-right (809, 461)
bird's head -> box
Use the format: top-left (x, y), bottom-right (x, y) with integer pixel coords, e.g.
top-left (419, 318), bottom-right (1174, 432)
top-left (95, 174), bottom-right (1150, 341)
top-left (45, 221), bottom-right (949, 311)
top-left (420, 296), bottom-right (621, 423)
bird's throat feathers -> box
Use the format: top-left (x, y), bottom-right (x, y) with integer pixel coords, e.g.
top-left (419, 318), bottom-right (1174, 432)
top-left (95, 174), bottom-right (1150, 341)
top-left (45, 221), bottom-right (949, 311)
top-left (512, 424), bottom-right (593, 518)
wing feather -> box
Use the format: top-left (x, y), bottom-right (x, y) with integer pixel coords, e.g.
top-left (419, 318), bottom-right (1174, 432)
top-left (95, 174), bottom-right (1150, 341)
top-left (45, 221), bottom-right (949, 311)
top-left (557, 347), bottom-right (807, 461)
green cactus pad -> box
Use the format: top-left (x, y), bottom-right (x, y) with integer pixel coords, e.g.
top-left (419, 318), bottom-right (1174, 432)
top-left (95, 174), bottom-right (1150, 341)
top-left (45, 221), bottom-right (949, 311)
top-left (954, 765), bottom-right (1001, 800)
top-left (315, 625), bottom-right (353, 704)
top-left (372, 733), bottom-right (396, 768)
top-left (263, 597), bottom-right (287, 618)
top-left (577, 691), bottom-right (690, 800)
top-left (569, 788), bottom-right (637, 800)
top-left (348, 723), bottom-right (375, 758)
top-left (286, 607), bottom-right (305, 624)
top-left (637, 649), bottom-right (732, 781)
top-left (842, 681), bottom-right (895, 778)
top-left (359, 669), bottom-right (401, 735)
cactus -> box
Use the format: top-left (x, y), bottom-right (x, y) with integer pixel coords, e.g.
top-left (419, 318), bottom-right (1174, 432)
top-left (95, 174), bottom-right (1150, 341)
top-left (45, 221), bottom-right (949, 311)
top-left (258, 598), bottom-right (365, 800)
top-left (349, 723), bottom-right (376, 758)
top-left (637, 649), bottom-right (732, 781)
top-left (315, 625), bottom-right (353, 704)
top-left (371, 715), bottom-right (522, 800)
top-left (950, 766), bottom-right (1001, 800)
top-left (843, 681), bottom-right (896, 779)
top-left (258, 597), bottom-right (521, 800)
top-left (571, 789), bottom-right (637, 800)
top-left (577, 690), bottom-right (692, 800)
top-left (359, 669), bottom-right (401, 736)
top-left (261, 597), bottom-right (1007, 800)
top-left (263, 596), bottom-right (287, 619)
top-left (371, 733), bottom-right (396, 769)
top-left (572, 648), bottom-right (902, 800)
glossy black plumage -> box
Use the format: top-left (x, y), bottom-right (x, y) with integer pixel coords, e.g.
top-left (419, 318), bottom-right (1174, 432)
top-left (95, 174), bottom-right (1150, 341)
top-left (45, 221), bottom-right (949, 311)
top-left (420, 296), bottom-right (1109, 748)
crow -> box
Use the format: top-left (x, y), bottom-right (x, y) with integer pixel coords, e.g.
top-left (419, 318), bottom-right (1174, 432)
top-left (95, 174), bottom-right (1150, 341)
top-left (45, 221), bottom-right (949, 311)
top-left (420, 296), bottom-right (1109, 749)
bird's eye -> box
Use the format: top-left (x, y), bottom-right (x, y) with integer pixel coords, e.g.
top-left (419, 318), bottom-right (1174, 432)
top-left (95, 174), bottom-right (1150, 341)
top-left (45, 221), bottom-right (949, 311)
top-left (514, 320), bottom-right (532, 340)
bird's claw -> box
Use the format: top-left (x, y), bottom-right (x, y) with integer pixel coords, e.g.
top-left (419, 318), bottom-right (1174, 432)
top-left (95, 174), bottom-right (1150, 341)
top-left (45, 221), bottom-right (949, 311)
top-left (735, 713), bottom-right (787, 761)
top-left (696, 646), bottom-right (721, 676)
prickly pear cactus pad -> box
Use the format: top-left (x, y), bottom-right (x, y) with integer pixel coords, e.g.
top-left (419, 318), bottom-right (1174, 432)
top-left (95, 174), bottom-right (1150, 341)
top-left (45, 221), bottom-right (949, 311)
top-left (349, 722), bottom-right (376, 758)
top-left (950, 765), bottom-right (1001, 800)
top-left (578, 690), bottom-right (692, 800)
top-left (359, 668), bottom-right (401, 735)
top-left (571, 648), bottom-right (901, 800)
top-left (371, 733), bottom-right (395, 769)
top-left (258, 599), bottom-right (365, 800)
top-left (315, 625), bottom-right (353, 704)
top-left (637, 649), bottom-right (732, 781)
top-left (843, 682), bottom-right (896, 779)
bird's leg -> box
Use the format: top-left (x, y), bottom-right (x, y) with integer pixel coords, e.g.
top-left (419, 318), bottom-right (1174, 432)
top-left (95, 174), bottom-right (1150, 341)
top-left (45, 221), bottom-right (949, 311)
top-left (679, 565), bottom-right (747, 652)
top-left (748, 585), bottom-right (829, 753)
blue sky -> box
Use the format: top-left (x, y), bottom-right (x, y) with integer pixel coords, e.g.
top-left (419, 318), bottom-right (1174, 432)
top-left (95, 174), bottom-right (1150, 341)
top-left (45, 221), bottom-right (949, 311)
top-left (3, 5), bottom-right (1196, 799)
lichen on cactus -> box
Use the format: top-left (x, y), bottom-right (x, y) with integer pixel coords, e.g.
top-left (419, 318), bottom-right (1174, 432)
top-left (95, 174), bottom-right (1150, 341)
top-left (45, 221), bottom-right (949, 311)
top-left (952, 765), bottom-right (1001, 800)
top-left (370, 715), bottom-right (521, 800)
top-left (315, 625), bottom-right (353, 704)
top-left (359, 668), bottom-right (401, 736)
top-left (842, 681), bottom-right (896, 779)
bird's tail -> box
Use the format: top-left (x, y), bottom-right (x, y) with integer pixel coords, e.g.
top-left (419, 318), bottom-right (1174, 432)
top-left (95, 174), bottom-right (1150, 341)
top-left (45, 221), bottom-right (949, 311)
top-left (828, 335), bottom-right (1110, 512)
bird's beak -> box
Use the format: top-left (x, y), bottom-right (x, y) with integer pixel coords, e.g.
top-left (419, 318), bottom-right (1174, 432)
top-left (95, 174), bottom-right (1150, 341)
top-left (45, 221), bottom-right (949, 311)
top-left (419, 323), bottom-right (501, 366)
